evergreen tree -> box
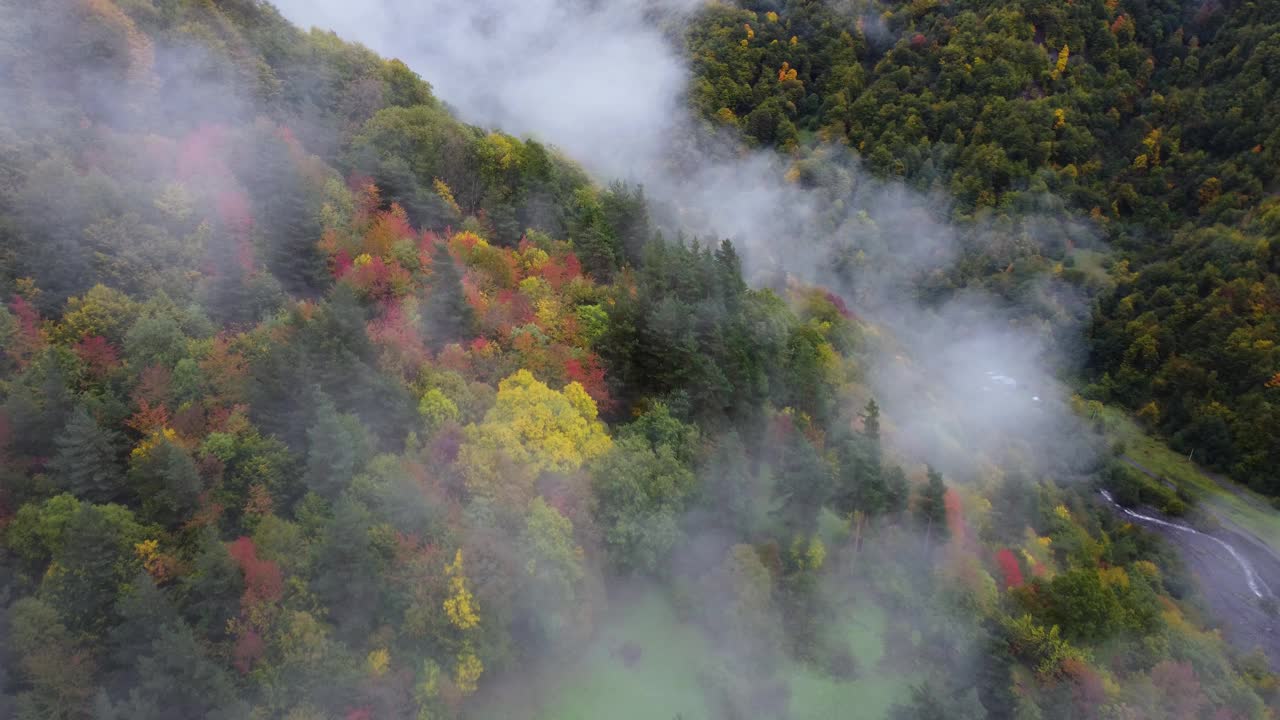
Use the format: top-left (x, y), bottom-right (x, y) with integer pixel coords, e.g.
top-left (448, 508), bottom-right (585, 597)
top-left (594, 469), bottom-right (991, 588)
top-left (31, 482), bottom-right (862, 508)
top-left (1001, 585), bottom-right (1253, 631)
top-left (915, 465), bottom-right (948, 542)
top-left (304, 391), bottom-right (367, 500)
top-left (49, 406), bottom-right (123, 503)
top-left (426, 242), bottom-right (475, 346)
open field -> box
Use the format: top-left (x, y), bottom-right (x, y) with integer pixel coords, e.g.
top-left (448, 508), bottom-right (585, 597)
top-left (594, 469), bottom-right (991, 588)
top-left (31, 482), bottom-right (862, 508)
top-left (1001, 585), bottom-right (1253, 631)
top-left (476, 590), bottom-right (915, 720)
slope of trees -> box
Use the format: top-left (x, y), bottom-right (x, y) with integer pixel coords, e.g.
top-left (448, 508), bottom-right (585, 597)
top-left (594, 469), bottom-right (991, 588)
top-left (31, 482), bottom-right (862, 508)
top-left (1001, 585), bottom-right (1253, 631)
top-left (687, 0), bottom-right (1280, 495)
top-left (0, 1), bottom-right (1275, 719)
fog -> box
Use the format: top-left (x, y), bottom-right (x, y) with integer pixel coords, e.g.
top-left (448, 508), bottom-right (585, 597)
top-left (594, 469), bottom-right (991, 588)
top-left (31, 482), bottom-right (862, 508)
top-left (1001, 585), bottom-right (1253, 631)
top-left (271, 0), bottom-right (1099, 480)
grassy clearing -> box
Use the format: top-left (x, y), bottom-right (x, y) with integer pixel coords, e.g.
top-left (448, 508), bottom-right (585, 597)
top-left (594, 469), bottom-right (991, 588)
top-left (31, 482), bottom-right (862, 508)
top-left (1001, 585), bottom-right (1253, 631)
top-left (788, 602), bottom-right (918, 720)
top-left (530, 592), bottom-right (713, 720)
top-left (1101, 406), bottom-right (1280, 549)
top-left (487, 590), bottom-right (913, 720)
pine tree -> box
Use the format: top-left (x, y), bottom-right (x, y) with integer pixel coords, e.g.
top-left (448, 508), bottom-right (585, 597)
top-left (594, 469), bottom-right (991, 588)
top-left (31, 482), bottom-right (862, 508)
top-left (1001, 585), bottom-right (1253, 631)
top-left (915, 465), bottom-right (948, 543)
top-left (49, 406), bottom-right (123, 503)
top-left (426, 242), bottom-right (475, 346)
top-left (304, 391), bottom-right (366, 500)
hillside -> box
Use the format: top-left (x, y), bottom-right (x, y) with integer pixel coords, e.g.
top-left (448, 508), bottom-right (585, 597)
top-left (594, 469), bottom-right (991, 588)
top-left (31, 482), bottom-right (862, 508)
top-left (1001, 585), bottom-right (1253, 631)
top-left (0, 2), bottom-right (1277, 720)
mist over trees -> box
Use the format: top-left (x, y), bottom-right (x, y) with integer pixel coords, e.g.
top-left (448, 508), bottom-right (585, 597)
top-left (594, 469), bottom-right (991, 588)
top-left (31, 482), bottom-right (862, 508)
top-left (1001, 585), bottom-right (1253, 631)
top-left (0, 1), bottom-right (1277, 720)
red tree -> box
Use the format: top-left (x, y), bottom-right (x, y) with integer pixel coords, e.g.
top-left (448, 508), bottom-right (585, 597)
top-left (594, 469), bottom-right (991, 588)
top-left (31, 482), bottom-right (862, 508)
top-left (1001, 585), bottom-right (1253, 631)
top-left (996, 548), bottom-right (1025, 590)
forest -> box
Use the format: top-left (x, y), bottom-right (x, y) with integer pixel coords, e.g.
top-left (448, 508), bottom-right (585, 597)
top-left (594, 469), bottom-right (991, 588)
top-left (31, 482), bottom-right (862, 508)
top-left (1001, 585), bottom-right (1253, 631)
top-left (0, 1), bottom-right (1277, 719)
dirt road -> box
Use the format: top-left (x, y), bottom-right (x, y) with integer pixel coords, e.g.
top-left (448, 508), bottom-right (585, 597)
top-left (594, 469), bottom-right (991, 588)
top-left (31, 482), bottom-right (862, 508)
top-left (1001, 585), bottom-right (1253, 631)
top-left (1105, 458), bottom-right (1280, 665)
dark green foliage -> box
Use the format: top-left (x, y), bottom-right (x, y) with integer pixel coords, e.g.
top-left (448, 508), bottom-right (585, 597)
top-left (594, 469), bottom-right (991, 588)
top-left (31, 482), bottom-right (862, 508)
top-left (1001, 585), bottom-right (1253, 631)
top-left (592, 407), bottom-right (698, 572)
top-left (127, 436), bottom-right (202, 529)
top-left (304, 390), bottom-right (370, 500)
top-left (768, 416), bottom-right (833, 537)
top-left (50, 406), bottom-right (123, 503)
top-left (426, 242), bottom-right (475, 346)
top-left (311, 496), bottom-right (381, 641)
top-left (915, 465), bottom-right (949, 542)
top-left (178, 533), bottom-right (243, 644)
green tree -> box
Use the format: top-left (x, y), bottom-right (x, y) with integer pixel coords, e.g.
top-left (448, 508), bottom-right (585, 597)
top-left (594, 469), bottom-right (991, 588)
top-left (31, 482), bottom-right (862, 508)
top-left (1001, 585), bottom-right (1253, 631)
top-left (915, 465), bottom-right (949, 543)
top-left (426, 243), bottom-right (475, 346)
top-left (49, 406), bottom-right (123, 503)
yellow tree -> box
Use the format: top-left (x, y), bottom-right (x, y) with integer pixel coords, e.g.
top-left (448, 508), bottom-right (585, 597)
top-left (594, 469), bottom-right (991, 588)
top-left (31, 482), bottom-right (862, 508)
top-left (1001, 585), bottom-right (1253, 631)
top-left (458, 369), bottom-right (611, 508)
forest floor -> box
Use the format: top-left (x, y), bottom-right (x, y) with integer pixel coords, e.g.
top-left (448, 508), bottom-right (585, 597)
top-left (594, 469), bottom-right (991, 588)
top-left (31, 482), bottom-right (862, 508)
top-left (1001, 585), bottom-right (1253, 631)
top-left (1099, 408), bottom-right (1280, 665)
top-left (471, 588), bottom-right (914, 720)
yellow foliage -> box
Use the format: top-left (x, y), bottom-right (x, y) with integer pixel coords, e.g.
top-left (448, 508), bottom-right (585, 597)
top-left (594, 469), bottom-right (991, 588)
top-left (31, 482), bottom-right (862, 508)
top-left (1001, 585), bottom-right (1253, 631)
top-left (454, 651), bottom-right (483, 696)
top-left (807, 538), bottom-right (826, 569)
top-left (766, 11), bottom-right (779, 22)
top-left (1142, 128), bottom-right (1163, 165)
top-left (131, 427), bottom-right (178, 459)
top-left (778, 62), bottom-right (798, 82)
top-left (1098, 566), bottom-right (1130, 589)
top-left (716, 107), bottom-right (738, 125)
top-left (443, 550), bottom-right (480, 630)
top-left (433, 178), bottom-right (461, 216)
top-left (367, 648), bottom-right (391, 677)
top-left (1054, 504), bottom-right (1071, 521)
top-left (790, 35), bottom-right (799, 46)
top-left (353, 253), bottom-right (373, 267)
top-left (1051, 44), bottom-right (1069, 80)
top-left (744, 23), bottom-right (754, 39)
top-left (1053, 108), bottom-right (1066, 129)
top-left (459, 369), bottom-right (611, 502)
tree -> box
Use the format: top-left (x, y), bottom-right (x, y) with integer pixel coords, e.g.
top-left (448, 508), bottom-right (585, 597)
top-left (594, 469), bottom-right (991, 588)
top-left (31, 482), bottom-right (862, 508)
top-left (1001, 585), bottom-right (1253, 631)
top-left (915, 465), bottom-right (949, 543)
top-left (592, 433), bottom-right (694, 573)
top-left (888, 680), bottom-right (986, 720)
top-left (769, 417), bottom-right (833, 537)
top-left (312, 496), bottom-right (380, 640)
top-left (304, 391), bottom-right (369, 500)
top-left (458, 369), bottom-right (611, 509)
top-left (179, 531), bottom-right (243, 643)
top-left (49, 406), bottom-right (123, 503)
top-left (127, 432), bottom-right (201, 528)
top-left (425, 242), bottom-right (474, 346)
top-left (8, 597), bottom-right (96, 720)
top-left (519, 497), bottom-right (585, 643)
top-left (42, 503), bottom-right (147, 637)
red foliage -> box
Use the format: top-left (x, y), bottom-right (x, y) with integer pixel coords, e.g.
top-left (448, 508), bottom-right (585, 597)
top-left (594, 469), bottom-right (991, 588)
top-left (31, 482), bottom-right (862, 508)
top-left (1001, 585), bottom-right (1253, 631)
top-left (73, 335), bottom-right (119, 377)
top-left (233, 627), bottom-right (264, 674)
top-left (215, 190), bottom-right (256, 272)
top-left (7, 294), bottom-right (46, 367)
top-left (175, 124), bottom-right (232, 182)
top-left (172, 404), bottom-right (207, 438)
top-left (540, 253), bottom-right (582, 290)
top-left (133, 364), bottom-right (173, 406)
top-left (1062, 657), bottom-right (1106, 711)
top-left (362, 204), bottom-right (415, 257)
top-left (996, 549), bottom-right (1025, 590)
top-left (1110, 14), bottom-right (1128, 33)
top-left (944, 489), bottom-right (965, 543)
top-left (431, 424), bottom-right (464, 468)
top-left (1150, 661), bottom-right (1207, 720)
top-left (228, 536), bottom-right (284, 607)
top-left (911, 32), bottom-right (926, 48)
top-left (332, 248), bottom-right (354, 279)
top-left (437, 343), bottom-right (470, 374)
top-left (126, 400), bottom-right (171, 435)
top-left (348, 256), bottom-right (411, 300)
top-left (564, 354), bottom-right (613, 413)
top-left (822, 291), bottom-right (854, 320)
top-left (367, 302), bottom-right (428, 375)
